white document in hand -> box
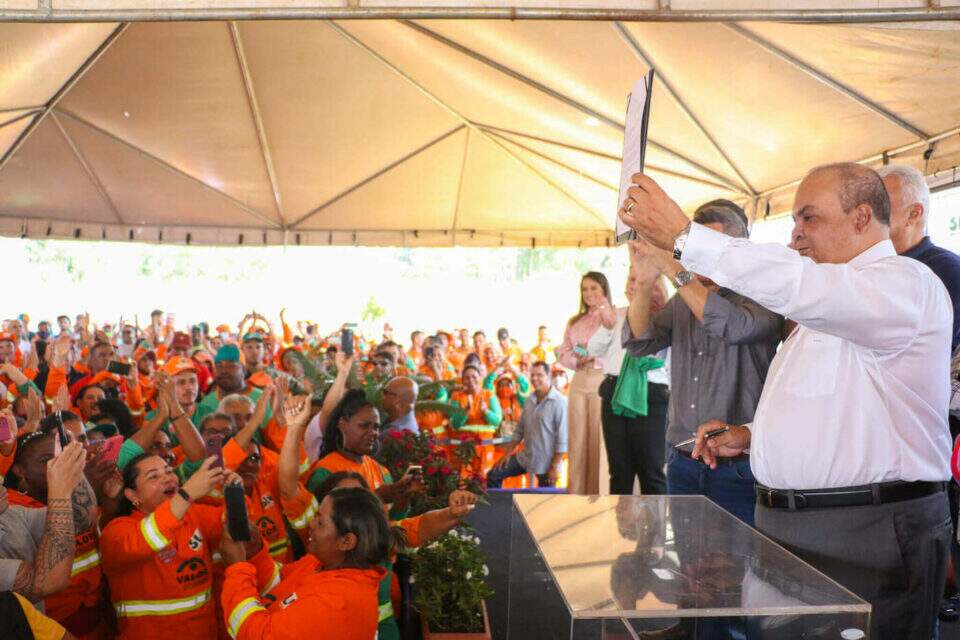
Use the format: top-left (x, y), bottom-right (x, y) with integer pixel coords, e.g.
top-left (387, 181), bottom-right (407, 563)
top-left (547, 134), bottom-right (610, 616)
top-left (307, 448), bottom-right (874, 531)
top-left (616, 72), bottom-right (653, 244)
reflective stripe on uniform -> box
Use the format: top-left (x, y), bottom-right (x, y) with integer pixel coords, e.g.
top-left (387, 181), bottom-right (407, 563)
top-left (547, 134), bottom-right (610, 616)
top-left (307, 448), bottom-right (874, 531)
top-left (455, 425), bottom-right (496, 434)
top-left (70, 548), bottom-right (101, 577)
top-left (378, 602), bottom-right (393, 622)
top-left (287, 497), bottom-right (319, 531)
top-left (115, 588), bottom-right (211, 618)
top-left (268, 538), bottom-right (289, 557)
top-left (139, 512), bottom-right (170, 552)
top-left (260, 563), bottom-right (281, 596)
top-left (298, 457), bottom-right (310, 476)
top-left (228, 597), bottom-right (267, 639)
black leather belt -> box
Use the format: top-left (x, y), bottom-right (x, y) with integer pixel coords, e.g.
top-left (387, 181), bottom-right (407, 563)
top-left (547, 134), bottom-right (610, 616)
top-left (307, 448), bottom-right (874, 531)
top-left (756, 480), bottom-right (946, 510)
top-left (675, 448), bottom-right (749, 465)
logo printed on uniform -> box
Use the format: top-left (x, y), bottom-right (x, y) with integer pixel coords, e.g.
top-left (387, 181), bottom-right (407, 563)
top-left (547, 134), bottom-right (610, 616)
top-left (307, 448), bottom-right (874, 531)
top-left (261, 494), bottom-right (274, 509)
top-left (280, 592), bottom-right (298, 609)
top-left (188, 528), bottom-right (203, 551)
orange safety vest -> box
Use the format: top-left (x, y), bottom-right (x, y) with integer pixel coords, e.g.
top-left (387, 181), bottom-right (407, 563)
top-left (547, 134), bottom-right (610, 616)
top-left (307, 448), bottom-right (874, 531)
top-left (221, 554), bottom-right (385, 640)
top-left (8, 491), bottom-right (103, 632)
top-left (306, 451), bottom-right (390, 493)
top-left (100, 500), bottom-right (224, 640)
top-left (449, 389), bottom-right (498, 435)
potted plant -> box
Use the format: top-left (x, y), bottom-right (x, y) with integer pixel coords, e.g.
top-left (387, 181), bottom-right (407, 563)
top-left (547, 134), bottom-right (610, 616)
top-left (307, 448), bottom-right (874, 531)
top-left (412, 528), bottom-right (494, 639)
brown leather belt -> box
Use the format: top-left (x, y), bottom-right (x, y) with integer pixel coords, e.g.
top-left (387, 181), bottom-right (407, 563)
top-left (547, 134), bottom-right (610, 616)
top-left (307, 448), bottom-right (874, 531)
top-left (675, 448), bottom-right (749, 465)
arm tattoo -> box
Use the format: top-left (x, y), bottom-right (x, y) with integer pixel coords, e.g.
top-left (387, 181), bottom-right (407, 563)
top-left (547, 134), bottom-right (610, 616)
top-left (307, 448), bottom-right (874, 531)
top-left (30, 497), bottom-right (77, 597)
top-left (70, 478), bottom-right (97, 532)
top-left (12, 560), bottom-right (39, 602)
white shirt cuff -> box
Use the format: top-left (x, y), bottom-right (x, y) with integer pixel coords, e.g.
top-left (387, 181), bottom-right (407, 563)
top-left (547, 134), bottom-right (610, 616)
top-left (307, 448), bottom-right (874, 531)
top-left (680, 222), bottom-right (732, 277)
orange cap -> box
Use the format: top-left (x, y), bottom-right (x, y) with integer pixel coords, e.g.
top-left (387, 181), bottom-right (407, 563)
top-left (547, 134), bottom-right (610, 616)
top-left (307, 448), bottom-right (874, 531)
top-left (162, 356), bottom-right (198, 377)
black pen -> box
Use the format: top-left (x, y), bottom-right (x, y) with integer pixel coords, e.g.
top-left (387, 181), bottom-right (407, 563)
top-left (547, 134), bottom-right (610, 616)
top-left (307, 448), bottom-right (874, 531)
top-left (673, 425), bottom-right (730, 449)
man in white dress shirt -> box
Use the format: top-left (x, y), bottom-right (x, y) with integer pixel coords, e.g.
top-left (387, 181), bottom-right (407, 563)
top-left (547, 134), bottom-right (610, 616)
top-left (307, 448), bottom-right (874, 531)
top-left (619, 162), bottom-right (952, 640)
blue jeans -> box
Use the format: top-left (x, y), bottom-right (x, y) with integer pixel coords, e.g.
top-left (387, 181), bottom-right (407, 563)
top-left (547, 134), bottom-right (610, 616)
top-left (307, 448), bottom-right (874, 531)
top-left (666, 449), bottom-right (756, 527)
top-left (486, 455), bottom-right (552, 489)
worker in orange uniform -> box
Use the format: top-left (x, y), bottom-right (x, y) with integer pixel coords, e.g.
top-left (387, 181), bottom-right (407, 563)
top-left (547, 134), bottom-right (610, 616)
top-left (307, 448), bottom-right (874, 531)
top-left (99, 455), bottom-right (266, 640)
top-left (220, 386), bottom-right (318, 562)
top-left (218, 486), bottom-right (389, 640)
top-left (448, 365), bottom-right (502, 474)
top-left (7, 427), bottom-right (103, 639)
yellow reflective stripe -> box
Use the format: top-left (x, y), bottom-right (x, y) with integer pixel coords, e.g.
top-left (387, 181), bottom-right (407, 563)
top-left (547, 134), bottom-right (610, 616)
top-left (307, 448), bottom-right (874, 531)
top-left (260, 563), bottom-right (281, 596)
top-left (431, 426), bottom-right (446, 435)
top-left (228, 597), bottom-right (267, 639)
top-left (268, 539), bottom-right (289, 557)
top-left (378, 602), bottom-right (393, 622)
top-left (139, 512), bottom-right (170, 552)
top-left (70, 549), bottom-right (101, 577)
top-left (288, 497), bottom-right (318, 530)
top-left (455, 425), bottom-right (495, 434)
top-left (298, 458), bottom-right (310, 476)
top-left (115, 588), bottom-right (211, 618)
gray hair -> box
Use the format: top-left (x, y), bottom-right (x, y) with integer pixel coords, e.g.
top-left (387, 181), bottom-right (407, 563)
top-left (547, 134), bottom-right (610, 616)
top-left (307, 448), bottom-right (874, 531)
top-left (217, 393), bottom-right (254, 413)
top-left (693, 199), bottom-right (749, 238)
top-left (876, 164), bottom-right (930, 221)
top-left (807, 163), bottom-right (891, 225)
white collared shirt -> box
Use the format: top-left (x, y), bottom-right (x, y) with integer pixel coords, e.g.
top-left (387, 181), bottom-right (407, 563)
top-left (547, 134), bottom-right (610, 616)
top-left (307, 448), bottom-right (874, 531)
top-left (588, 308), bottom-right (669, 384)
top-left (682, 223), bottom-right (952, 489)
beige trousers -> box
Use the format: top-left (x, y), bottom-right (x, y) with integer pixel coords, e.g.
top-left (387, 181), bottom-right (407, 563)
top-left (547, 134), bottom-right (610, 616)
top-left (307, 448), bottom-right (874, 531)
top-left (566, 368), bottom-right (604, 495)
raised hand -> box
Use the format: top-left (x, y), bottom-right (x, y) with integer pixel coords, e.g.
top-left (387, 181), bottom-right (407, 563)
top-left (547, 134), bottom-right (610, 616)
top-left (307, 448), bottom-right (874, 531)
top-left (52, 384), bottom-right (71, 413)
top-left (619, 173), bottom-right (691, 250)
top-left (181, 456), bottom-right (228, 501)
top-left (47, 441), bottom-right (87, 500)
top-left (282, 394), bottom-right (311, 429)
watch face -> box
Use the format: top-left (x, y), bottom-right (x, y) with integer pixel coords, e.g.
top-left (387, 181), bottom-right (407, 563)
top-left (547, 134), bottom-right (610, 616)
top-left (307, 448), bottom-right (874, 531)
top-left (675, 271), bottom-right (694, 287)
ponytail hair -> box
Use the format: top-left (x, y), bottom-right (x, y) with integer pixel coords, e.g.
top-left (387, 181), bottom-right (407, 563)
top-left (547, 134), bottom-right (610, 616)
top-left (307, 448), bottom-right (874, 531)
top-left (318, 389), bottom-right (375, 460)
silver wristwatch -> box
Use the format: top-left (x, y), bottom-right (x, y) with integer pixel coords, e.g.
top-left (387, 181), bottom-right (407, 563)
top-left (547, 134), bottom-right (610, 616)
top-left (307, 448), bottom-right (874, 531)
top-left (673, 222), bottom-right (691, 260)
top-left (673, 270), bottom-right (695, 288)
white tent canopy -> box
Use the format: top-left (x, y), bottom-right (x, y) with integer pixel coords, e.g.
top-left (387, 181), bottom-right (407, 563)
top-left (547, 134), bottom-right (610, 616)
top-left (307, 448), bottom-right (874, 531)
top-left (1, 14), bottom-right (959, 247)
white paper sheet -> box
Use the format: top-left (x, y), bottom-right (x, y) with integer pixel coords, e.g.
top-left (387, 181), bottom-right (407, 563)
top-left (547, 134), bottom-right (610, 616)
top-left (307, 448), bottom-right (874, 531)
top-left (616, 72), bottom-right (653, 244)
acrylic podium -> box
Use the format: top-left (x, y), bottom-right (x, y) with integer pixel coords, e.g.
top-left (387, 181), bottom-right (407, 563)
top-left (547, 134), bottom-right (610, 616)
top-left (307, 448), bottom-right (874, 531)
top-left (507, 494), bottom-right (871, 639)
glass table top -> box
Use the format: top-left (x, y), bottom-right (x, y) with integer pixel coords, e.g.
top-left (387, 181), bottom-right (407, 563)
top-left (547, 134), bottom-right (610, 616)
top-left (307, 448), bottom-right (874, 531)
top-left (512, 494), bottom-right (871, 619)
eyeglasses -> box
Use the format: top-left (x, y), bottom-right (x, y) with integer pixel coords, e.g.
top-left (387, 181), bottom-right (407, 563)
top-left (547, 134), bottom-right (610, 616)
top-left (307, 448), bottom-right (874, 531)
top-left (243, 452), bottom-right (262, 464)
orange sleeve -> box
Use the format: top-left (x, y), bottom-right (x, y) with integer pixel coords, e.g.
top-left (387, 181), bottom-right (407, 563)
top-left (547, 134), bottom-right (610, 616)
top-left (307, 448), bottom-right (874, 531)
top-left (223, 438), bottom-right (248, 471)
top-left (22, 368), bottom-right (37, 382)
top-left (261, 418), bottom-right (284, 453)
top-left (44, 365), bottom-right (67, 402)
top-left (398, 515), bottom-right (424, 548)
top-left (126, 379), bottom-right (145, 417)
top-left (100, 500), bottom-right (186, 573)
top-left (280, 485), bottom-right (318, 546)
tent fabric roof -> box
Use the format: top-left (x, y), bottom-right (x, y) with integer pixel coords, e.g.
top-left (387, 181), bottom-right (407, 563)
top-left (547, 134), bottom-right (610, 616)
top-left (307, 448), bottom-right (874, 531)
top-left (0, 19), bottom-right (959, 247)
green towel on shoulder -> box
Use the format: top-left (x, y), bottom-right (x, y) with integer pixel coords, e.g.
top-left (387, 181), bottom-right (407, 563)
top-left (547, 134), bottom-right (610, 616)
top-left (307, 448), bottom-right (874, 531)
top-left (612, 354), bottom-right (665, 418)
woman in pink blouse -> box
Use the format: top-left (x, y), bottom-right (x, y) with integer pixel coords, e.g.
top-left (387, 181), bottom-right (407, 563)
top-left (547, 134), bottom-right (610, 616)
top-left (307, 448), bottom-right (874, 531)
top-left (557, 271), bottom-right (610, 494)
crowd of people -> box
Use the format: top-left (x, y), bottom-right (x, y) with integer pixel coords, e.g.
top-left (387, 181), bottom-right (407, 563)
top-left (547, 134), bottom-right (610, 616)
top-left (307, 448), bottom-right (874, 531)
top-left (1, 160), bottom-right (959, 639)
top-left (0, 290), bottom-right (581, 639)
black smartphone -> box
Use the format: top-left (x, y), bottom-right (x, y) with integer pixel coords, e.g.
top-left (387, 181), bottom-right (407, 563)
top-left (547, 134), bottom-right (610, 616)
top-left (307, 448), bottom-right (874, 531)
top-left (205, 433), bottom-right (224, 468)
top-left (341, 328), bottom-right (354, 357)
top-left (224, 483), bottom-right (251, 542)
top-left (107, 360), bottom-right (132, 376)
top-left (55, 411), bottom-right (70, 448)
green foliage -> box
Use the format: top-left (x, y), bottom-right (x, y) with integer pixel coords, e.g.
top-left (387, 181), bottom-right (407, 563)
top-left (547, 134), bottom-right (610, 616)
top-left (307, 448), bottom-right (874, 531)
top-left (412, 529), bottom-right (494, 633)
top-left (361, 296), bottom-right (386, 323)
top-left (376, 430), bottom-right (485, 516)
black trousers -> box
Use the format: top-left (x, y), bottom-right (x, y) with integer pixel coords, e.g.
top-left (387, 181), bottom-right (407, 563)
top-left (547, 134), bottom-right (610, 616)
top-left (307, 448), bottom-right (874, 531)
top-left (598, 376), bottom-right (668, 496)
top-left (755, 490), bottom-right (951, 640)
